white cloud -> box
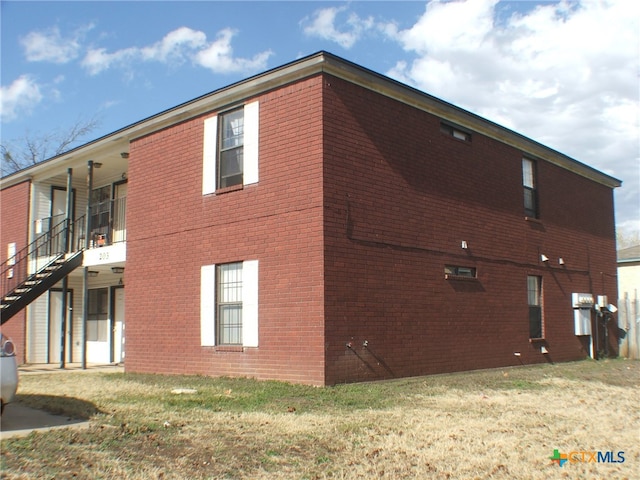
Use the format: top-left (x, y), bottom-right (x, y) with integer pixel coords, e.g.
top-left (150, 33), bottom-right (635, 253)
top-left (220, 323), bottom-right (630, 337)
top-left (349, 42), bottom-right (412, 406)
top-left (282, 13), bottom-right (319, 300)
top-left (301, 6), bottom-right (376, 49)
top-left (81, 26), bottom-right (272, 76)
top-left (82, 46), bottom-right (138, 75)
top-left (141, 27), bottom-right (207, 63)
top-left (618, 218), bottom-right (640, 240)
top-left (194, 28), bottom-right (273, 73)
top-left (100, 99), bottom-right (120, 110)
top-left (21, 25), bottom-right (92, 64)
top-left (0, 75), bottom-right (43, 122)
top-left (398, 0), bottom-right (499, 53)
top-left (384, 0), bottom-right (640, 230)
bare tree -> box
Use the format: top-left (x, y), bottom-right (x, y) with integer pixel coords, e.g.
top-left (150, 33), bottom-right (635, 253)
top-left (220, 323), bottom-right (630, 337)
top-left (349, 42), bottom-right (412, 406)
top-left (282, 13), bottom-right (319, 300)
top-left (1, 115), bottom-right (101, 176)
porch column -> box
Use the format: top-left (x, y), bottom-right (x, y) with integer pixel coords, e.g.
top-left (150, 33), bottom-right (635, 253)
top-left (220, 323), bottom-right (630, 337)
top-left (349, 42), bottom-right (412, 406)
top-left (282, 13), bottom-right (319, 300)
top-left (82, 161), bottom-right (94, 369)
top-left (59, 168), bottom-right (73, 368)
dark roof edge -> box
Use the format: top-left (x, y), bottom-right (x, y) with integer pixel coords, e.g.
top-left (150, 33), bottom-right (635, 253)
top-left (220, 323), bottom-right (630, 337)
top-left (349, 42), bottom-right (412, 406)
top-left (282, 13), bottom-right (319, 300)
top-left (2, 51), bottom-right (622, 190)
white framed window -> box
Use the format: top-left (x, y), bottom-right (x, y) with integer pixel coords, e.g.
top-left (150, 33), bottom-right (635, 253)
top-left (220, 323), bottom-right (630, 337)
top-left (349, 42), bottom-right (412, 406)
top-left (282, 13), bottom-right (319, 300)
top-left (217, 262), bottom-right (243, 344)
top-left (202, 101), bottom-right (259, 195)
top-left (527, 275), bottom-right (543, 339)
top-left (218, 109), bottom-right (244, 188)
top-left (522, 158), bottom-right (538, 218)
top-left (200, 260), bottom-right (259, 347)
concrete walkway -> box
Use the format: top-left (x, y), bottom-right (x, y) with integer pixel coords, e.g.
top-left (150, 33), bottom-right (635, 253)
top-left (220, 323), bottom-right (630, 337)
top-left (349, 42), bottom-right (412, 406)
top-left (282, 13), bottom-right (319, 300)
top-left (18, 362), bottom-right (124, 375)
top-left (1, 363), bottom-right (123, 439)
top-left (1, 404), bottom-right (91, 439)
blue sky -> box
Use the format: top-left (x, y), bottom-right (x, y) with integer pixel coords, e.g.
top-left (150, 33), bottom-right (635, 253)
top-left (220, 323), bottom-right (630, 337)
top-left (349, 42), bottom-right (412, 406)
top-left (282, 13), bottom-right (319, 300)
top-left (1, 0), bottom-right (639, 236)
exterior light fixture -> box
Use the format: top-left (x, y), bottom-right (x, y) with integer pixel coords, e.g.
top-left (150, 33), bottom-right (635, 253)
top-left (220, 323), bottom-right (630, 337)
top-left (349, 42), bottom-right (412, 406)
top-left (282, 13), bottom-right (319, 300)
top-left (111, 267), bottom-right (125, 274)
top-left (120, 152), bottom-right (129, 159)
top-left (558, 257), bottom-right (565, 265)
top-left (88, 271), bottom-right (99, 277)
top-left (540, 254), bottom-right (549, 262)
top-left (93, 162), bottom-right (103, 168)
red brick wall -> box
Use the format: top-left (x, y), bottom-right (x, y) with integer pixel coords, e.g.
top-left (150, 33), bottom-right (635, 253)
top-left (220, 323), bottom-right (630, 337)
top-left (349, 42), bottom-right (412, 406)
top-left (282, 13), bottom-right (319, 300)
top-left (123, 71), bottom-right (617, 386)
top-left (125, 76), bottom-right (327, 385)
top-left (0, 181), bottom-right (31, 364)
top-left (322, 75), bottom-right (618, 384)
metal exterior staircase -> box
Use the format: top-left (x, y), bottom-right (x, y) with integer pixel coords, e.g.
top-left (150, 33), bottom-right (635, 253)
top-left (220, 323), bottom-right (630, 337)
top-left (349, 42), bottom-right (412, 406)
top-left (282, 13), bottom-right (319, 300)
top-left (1, 251), bottom-right (83, 324)
top-left (1, 216), bottom-right (85, 325)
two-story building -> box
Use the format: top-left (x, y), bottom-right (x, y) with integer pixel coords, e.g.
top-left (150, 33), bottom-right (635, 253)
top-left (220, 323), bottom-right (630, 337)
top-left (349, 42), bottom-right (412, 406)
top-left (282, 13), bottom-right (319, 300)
top-left (1, 52), bottom-right (621, 385)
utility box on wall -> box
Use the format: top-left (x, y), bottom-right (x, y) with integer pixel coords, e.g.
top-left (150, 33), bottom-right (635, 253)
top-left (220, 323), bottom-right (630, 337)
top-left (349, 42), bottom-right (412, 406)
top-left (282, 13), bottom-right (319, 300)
top-left (572, 293), bottom-right (594, 336)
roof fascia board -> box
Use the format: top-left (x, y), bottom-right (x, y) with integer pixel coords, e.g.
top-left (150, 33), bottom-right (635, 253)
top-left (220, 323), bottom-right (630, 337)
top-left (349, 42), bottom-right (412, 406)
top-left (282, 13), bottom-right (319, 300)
top-left (1, 53), bottom-right (328, 190)
top-left (125, 54), bottom-right (327, 142)
top-left (618, 258), bottom-right (640, 264)
top-left (2, 137), bottom-right (128, 188)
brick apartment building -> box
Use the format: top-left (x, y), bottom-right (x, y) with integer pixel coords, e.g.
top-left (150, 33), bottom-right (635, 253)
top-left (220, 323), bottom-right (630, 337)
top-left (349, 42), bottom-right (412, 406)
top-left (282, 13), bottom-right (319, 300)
top-left (1, 52), bottom-right (621, 385)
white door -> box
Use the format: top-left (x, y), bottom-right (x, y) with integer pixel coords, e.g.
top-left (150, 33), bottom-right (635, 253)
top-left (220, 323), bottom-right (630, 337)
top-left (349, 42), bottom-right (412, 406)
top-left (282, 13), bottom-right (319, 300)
top-left (48, 290), bottom-right (72, 364)
top-left (52, 189), bottom-right (65, 216)
top-left (113, 287), bottom-right (125, 363)
top-left (36, 188), bottom-right (69, 267)
top-left (52, 187), bottom-right (75, 242)
top-left (86, 288), bottom-right (111, 364)
top-left (28, 297), bottom-right (48, 363)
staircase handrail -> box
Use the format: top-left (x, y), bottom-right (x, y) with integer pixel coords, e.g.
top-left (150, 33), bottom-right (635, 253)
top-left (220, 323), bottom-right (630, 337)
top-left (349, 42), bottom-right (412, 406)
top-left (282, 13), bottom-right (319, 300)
top-left (1, 215), bottom-right (85, 297)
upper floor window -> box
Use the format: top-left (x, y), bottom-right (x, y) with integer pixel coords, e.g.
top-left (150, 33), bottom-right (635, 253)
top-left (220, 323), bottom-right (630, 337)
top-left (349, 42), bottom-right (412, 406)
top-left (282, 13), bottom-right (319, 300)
top-left (522, 158), bottom-right (538, 218)
top-left (218, 108), bottom-right (244, 188)
top-left (202, 101), bottom-right (259, 195)
top-left (91, 185), bottom-right (111, 231)
top-left (440, 122), bottom-right (471, 142)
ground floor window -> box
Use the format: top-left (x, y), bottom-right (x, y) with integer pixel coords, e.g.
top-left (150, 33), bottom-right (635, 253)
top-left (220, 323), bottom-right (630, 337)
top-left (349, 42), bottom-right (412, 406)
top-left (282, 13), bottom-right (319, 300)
top-left (527, 276), bottom-right (543, 338)
top-left (87, 288), bottom-right (109, 342)
top-left (217, 262), bottom-right (243, 345)
top-left (201, 260), bottom-right (259, 348)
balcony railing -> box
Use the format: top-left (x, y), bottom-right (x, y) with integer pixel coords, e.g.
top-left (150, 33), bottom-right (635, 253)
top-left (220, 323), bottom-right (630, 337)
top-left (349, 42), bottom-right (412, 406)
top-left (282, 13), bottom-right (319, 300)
top-left (35, 214), bottom-right (85, 256)
top-left (32, 196), bottom-right (126, 253)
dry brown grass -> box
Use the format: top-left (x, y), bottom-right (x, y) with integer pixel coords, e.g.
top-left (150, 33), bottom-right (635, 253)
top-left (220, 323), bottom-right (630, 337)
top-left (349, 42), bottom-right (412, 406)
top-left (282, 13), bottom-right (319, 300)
top-left (1, 359), bottom-right (638, 479)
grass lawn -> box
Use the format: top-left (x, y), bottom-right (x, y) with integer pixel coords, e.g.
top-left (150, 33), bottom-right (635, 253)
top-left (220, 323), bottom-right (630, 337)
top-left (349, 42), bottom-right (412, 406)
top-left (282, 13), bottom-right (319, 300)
top-left (1, 359), bottom-right (638, 479)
